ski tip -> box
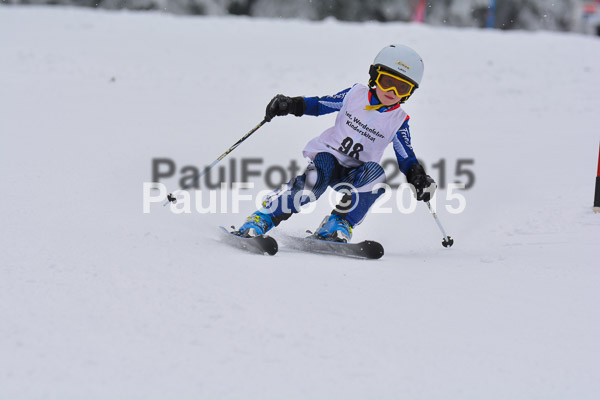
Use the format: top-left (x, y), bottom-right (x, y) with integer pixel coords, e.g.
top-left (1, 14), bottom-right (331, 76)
top-left (362, 240), bottom-right (384, 260)
top-left (219, 226), bottom-right (278, 256)
top-left (263, 237), bottom-right (278, 256)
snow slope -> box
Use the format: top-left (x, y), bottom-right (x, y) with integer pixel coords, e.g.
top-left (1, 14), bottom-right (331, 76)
top-left (1, 6), bottom-right (599, 399)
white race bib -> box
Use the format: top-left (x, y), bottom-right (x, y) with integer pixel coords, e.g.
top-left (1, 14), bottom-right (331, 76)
top-left (303, 84), bottom-right (407, 167)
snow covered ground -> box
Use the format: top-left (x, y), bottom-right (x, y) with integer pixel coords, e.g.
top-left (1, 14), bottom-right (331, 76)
top-left (1, 5), bottom-right (599, 399)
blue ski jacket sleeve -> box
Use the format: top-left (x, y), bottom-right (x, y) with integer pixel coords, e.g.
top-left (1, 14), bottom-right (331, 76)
top-left (303, 87), bottom-right (352, 116)
top-left (391, 118), bottom-right (419, 175)
top-left (302, 86), bottom-right (419, 175)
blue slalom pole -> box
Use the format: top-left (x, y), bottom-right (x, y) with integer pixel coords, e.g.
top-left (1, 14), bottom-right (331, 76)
top-left (486, 0), bottom-right (497, 29)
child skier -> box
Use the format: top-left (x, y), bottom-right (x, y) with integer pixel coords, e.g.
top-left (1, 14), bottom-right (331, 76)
top-left (237, 44), bottom-right (436, 242)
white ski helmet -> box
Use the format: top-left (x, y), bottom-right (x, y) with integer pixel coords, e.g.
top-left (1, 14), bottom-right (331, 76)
top-left (369, 44), bottom-right (424, 103)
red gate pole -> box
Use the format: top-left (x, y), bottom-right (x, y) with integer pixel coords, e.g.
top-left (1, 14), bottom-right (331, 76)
top-left (594, 142), bottom-right (600, 213)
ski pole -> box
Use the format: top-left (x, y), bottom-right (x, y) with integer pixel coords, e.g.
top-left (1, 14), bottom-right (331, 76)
top-left (163, 118), bottom-right (269, 206)
top-left (426, 201), bottom-right (454, 248)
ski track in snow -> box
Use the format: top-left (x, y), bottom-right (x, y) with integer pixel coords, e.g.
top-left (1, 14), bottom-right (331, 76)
top-left (1, 6), bottom-right (599, 399)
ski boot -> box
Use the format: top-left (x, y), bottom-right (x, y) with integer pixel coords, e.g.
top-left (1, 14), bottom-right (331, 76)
top-left (315, 214), bottom-right (352, 243)
top-left (238, 211), bottom-right (274, 237)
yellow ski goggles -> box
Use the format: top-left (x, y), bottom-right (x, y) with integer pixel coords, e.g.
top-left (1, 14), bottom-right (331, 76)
top-left (375, 69), bottom-right (415, 98)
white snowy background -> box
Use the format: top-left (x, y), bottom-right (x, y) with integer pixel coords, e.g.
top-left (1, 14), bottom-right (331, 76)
top-left (1, 6), bottom-right (599, 399)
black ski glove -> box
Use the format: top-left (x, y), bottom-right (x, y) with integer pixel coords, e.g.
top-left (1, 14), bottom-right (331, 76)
top-left (265, 95), bottom-right (305, 122)
top-left (406, 164), bottom-right (437, 202)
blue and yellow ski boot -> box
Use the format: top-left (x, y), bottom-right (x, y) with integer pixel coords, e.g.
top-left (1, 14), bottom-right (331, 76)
top-left (238, 211), bottom-right (274, 237)
top-left (315, 214), bottom-right (353, 243)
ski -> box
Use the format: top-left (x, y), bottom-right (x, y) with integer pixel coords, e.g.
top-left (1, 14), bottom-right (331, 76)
top-left (280, 234), bottom-right (384, 260)
top-left (218, 226), bottom-right (278, 256)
